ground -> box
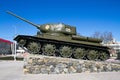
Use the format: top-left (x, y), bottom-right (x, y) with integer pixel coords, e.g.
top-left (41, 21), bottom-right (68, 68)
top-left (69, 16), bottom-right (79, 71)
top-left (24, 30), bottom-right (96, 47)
top-left (0, 60), bottom-right (120, 80)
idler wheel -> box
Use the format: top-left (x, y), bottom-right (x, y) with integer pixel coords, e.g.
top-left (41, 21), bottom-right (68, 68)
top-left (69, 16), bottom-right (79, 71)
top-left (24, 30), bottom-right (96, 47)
top-left (73, 48), bottom-right (84, 59)
top-left (60, 46), bottom-right (72, 58)
top-left (87, 50), bottom-right (97, 60)
top-left (18, 39), bottom-right (26, 46)
top-left (27, 42), bottom-right (41, 54)
top-left (42, 44), bottom-right (56, 56)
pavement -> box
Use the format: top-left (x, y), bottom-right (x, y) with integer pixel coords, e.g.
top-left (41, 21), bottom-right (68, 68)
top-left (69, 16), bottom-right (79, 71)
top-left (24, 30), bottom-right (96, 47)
top-left (0, 60), bottom-right (120, 80)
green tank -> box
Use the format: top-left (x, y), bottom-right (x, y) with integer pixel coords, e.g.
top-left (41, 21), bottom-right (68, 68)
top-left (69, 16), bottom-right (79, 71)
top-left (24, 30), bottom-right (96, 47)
top-left (7, 11), bottom-right (110, 60)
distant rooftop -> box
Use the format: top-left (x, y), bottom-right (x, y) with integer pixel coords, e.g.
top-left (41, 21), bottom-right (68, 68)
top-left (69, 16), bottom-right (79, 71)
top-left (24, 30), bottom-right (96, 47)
top-left (0, 38), bottom-right (13, 44)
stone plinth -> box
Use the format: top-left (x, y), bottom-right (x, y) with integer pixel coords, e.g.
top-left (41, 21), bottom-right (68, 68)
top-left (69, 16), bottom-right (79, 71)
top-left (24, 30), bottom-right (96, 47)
top-left (24, 55), bottom-right (120, 74)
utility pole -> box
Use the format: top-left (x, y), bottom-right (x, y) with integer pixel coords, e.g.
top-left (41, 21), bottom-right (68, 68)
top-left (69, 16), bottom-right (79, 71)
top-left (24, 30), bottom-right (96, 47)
top-left (13, 25), bottom-right (17, 61)
top-left (14, 41), bottom-right (16, 61)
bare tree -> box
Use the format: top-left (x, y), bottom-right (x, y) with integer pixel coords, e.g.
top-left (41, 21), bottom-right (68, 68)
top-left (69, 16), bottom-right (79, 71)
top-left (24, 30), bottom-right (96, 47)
top-left (92, 32), bottom-right (101, 39)
top-left (92, 31), bottom-right (113, 43)
top-left (101, 32), bottom-right (113, 43)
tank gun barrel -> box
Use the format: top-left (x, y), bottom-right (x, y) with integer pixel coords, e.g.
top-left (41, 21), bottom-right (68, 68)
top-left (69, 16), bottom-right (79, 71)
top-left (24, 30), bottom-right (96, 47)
top-left (6, 11), bottom-right (40, 29)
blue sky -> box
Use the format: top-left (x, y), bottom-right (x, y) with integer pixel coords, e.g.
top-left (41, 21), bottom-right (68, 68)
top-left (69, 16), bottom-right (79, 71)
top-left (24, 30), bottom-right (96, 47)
top-left (0, 0), bottom-right (120, 41)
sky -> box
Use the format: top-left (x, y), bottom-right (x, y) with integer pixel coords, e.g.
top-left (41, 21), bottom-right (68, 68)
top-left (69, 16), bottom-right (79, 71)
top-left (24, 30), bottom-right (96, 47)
top-left (0, 0), bottom-right (120, 42)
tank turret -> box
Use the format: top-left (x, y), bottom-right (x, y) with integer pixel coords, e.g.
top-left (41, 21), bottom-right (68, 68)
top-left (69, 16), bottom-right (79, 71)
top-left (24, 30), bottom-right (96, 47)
top-left (6, 11), bottom-right (76, 35)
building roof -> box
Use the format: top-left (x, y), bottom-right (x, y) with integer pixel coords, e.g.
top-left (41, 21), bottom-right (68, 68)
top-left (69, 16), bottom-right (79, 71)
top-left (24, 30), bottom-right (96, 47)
top-left (0, 38), bottom-right (13, 44)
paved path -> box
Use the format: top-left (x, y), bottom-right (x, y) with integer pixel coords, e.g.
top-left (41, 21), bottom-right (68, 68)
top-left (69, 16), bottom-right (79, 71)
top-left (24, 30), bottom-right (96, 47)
top-left (0, 61), bottom-right (120, 80)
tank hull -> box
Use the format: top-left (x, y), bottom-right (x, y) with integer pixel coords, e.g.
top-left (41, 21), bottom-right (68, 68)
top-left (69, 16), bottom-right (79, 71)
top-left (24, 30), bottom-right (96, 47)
top-left (14, 35), bottom-right (110, 61)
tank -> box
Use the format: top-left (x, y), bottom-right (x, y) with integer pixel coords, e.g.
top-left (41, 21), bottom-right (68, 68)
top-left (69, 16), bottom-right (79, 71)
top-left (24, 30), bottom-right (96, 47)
top-left (7, 11), bottom-right (110, 60)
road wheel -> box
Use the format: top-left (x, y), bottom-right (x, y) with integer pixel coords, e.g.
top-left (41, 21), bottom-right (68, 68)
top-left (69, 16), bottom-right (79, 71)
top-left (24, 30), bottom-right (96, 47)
top-left (73, 48), bottom-right (84, 59)
top-left (60, 46), bottom-right (72, 58)
top-left (27, 42), bottom-right (41, 54)
top-left (99, 52), bottom-right (109, 60)
top-left (42, 44), bottom-right (56, 56)
top-left (87, 50), bottom-right (97, 60)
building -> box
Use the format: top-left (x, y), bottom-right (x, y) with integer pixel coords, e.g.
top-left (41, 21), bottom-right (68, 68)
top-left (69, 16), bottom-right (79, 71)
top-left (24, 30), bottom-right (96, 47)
top-left (0, 38), bottom-right (29, 58)
top-left (103, 39), bottom-right (120, 56)
top-left (0, 38), bottom-right (13, 55)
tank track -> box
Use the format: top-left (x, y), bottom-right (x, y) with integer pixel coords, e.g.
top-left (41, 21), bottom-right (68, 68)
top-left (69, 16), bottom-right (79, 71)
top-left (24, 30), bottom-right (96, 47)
top-left (15, 35), bottom-right (110, 61)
